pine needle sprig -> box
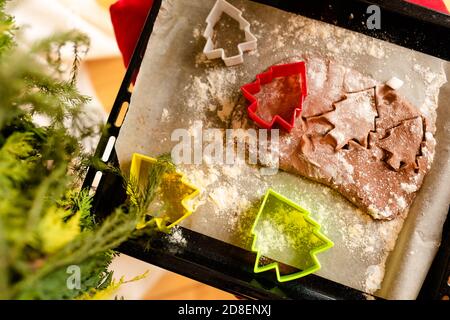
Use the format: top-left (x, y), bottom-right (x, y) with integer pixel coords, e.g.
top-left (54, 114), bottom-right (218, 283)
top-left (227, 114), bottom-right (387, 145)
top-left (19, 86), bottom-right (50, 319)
top-left (0, 0), bottom-right (166, 300)
top-left (31, 30), bottom-right (90, 84)
top-left (0, 0), bottom-right (14, 57)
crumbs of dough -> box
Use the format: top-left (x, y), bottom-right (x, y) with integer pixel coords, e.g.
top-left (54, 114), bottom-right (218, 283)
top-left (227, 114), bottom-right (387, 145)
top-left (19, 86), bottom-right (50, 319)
top-left (193, 27), bottom-right (201, 40)
top-left (396, 196), bottom-right (407, 210)
top-left (161, 108), bottom-right (170, 122)
top-left (368, 205), bottom-right (390, 219)
top-left (400, 182), bottom-right (418, 194)
top-left (425, 132), bottom-right (434, 141)
top-left (167, 226), bottom-right (187, 247)
top-left (365, 264), bottom-right (385, 293)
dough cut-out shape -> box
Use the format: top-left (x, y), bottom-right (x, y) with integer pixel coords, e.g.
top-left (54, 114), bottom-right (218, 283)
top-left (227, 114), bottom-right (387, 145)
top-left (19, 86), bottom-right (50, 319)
top-left (203, 0), bottom-right (257, 67)
top-left (375, 85), bottom-right (421, 132)
top-left (378, 117), bottom-right (424, 171)
top-left (320, 89), bottom-right (377, 150)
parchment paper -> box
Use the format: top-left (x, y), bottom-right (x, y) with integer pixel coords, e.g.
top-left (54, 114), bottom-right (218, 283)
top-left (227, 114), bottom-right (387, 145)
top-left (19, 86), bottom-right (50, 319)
top-left (116, 0), bottom-right (449, 299)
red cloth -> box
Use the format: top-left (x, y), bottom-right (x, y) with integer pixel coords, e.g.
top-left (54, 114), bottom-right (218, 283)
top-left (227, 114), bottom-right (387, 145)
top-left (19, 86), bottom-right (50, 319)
top-left (406, 0), bottom-right (449, 14)
top-left (109, 0), bottom-right (448, 68)
top-left (110, 0), bottom-right (154, 68)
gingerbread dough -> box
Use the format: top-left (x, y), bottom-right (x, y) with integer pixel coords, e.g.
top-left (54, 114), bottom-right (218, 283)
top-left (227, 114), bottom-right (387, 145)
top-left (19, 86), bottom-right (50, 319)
top-left (232, 57), bottom-right (435, 220)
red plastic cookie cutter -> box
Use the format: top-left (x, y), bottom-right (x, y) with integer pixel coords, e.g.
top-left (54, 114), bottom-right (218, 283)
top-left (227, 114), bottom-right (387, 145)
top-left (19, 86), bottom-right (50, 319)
top-left (241, 61), bottom-right (308, 133)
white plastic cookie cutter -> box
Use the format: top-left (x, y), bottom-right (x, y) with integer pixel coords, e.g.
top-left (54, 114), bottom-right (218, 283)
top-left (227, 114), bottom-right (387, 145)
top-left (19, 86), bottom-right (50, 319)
top-left (203, 0), bottom-right (257, 67)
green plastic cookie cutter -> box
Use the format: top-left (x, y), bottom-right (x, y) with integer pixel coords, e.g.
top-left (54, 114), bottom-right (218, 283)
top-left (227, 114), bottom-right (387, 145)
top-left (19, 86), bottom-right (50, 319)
top-left (251, 189), bottom-right (334, 282)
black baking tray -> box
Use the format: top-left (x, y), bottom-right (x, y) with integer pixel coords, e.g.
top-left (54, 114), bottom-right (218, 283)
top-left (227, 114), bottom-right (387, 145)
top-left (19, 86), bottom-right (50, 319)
top-left (82, 0), bottom-right (450, 300)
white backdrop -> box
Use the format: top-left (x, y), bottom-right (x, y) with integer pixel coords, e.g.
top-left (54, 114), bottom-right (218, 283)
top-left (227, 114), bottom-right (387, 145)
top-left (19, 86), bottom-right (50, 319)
top-left (7, 0), bottom-right (120, 59)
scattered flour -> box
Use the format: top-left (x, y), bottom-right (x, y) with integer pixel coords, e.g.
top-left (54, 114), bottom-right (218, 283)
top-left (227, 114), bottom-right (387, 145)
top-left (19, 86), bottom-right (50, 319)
top-left (195, 53), bottom-right (212, 67)
top-left (280, 16), bottom-right (387, 61)
top-left (167, 226), bottom-right (187, 247)
top-left (209, 184), bottom-right (240, 211)
top-left (256, 220), bottom-right (289, 253)
top-left (221, 164), bottom-right (243, 179)
top-left (414, 64), bottom-right (437, 84)
top-left (185, 68), bottom-right (238, 120)
top-left (336, 154), bottom-right (355, 184)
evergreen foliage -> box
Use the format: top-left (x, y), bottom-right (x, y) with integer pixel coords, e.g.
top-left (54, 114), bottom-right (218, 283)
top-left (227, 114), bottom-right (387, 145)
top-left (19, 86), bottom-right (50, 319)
top-left (0, 0), bottom-right (164, 299)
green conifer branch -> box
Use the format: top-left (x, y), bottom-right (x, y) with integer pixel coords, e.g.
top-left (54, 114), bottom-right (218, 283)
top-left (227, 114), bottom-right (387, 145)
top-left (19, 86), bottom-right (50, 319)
top-left (0, 0), bottom-right (172, 299)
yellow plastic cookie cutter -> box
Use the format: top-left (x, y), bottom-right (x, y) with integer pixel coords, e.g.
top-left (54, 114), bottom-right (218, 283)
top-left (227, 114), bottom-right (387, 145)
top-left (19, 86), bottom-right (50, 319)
top-left (129, 153), bottom-right (200, 232)
top-left (251, 189), bottom-right (334, 282)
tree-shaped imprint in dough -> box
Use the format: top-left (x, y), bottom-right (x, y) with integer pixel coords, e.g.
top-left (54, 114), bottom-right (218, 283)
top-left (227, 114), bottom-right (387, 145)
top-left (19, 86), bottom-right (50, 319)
top-left (231, 58), bottom-right (439, 220)
top-left (377, 117), bottom-right (424, 171)
top-left (321, 89), bottom-right (377, 150)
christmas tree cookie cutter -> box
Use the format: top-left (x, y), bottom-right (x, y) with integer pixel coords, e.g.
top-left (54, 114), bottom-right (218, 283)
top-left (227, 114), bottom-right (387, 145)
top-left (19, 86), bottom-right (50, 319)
top-left (203, 0), bottom-right (257, 67)
top-left (241, 61), bottom-right (308, 133)
top-left (129, 153), bottom-right (200, 232)
top-left (251, 189), bottom-right (333, 282)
